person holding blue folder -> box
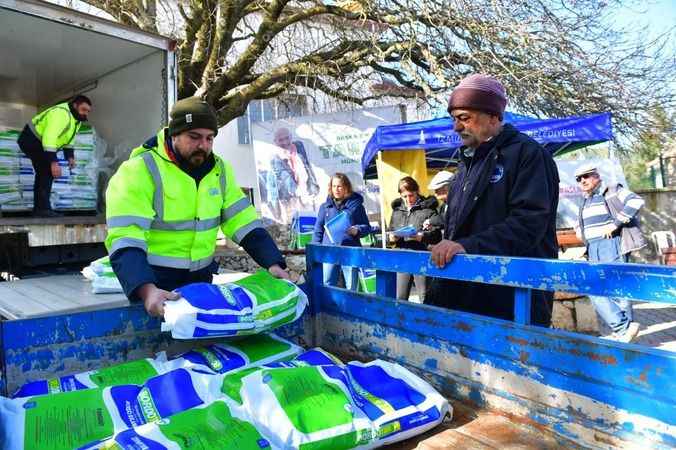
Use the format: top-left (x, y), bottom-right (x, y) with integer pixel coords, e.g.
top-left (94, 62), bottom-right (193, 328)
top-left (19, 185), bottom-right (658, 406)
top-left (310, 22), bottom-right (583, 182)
top-left (312, 173), bottom-right (371, 290)
top-left (389, 176), bottom-right (442, 302)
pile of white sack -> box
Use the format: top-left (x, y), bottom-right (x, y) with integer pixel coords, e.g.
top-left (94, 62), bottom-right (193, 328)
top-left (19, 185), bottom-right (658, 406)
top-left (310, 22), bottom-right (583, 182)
top-left (0, 336), bottom-right (451, 450)
top-left (82, 256), bottom-right (123, 294)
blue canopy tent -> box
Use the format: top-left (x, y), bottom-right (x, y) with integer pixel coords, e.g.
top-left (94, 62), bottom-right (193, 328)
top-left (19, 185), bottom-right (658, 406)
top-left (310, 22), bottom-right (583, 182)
top-left (361, 111), bottom-right (613, 178)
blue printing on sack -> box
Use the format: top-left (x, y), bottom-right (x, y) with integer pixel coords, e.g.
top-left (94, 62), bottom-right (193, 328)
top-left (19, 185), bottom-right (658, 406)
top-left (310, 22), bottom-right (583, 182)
top-left (179, 346), bottom-right (247, 374)
top-left (13, 374), bottom-right (88, 398)
top-left (349, 364), bottom-right (426, 410)
top-left (295, 349), bottom-right (337, 366)
top-left (103, 430), bottom-right (165, 450)
top-left (193, 327), bottom-right (241, 338)
top-left (380, 405), bottom-right (441, 438)
top-left (175, 283), bottom-right (253, 311)
top-left (110, 369), bottom-right (203, 428)
top-left (195, 312), bottom-right (251, 325)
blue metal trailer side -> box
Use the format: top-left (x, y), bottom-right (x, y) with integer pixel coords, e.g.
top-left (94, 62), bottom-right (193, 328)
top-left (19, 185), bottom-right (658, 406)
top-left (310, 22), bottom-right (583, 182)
top-left (0, 245), bottom-right (674, 448)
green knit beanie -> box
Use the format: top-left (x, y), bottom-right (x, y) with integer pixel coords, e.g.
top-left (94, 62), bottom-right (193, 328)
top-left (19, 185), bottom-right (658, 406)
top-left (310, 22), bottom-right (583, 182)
top-left (168, 97), bottom-right (219, 136)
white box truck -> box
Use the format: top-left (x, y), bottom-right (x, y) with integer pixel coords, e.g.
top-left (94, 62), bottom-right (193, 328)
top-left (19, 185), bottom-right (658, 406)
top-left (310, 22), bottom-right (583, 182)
top-left (0, 0), bottom-right (176, 272)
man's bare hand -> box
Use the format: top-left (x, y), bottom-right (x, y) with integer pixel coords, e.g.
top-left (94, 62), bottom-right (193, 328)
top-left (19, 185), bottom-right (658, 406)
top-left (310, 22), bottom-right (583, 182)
top-left (50, 161), bottom-right (62, 178)
top-left (138, 283), bottom-right (179, 317)
top-left (68, 158), bottom-right (76, 170)
top-left (430, 239), bottom-right (466, 268)
top-left (347, 226), bottom-right (359, 237)
top-left (599, 223), bottom-right (618, 239)
top-left (268, 264), bottom-right (291, 281)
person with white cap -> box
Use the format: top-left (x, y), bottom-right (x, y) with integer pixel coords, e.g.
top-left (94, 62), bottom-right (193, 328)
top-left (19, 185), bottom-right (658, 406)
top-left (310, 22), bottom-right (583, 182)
top-left (574, 162), bottom-right (646, 342)
top-left (423, 170), bottom-right (455, 233)
top-left (428, 74), bottom-right (560, 326)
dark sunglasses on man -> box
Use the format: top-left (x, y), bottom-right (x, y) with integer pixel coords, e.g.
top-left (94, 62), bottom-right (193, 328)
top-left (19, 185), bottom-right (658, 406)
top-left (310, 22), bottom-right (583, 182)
top-left (575, 173), bottom-right (594, 183)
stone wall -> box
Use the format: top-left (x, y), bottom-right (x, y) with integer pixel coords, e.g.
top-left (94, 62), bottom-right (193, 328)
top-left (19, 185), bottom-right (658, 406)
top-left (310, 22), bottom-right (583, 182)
top-left (215, 222), bottom-right (307, 279)
top-left (551, 296), bottom-right (600, 334)
top-left (631, 188), bottom-right (676, 264)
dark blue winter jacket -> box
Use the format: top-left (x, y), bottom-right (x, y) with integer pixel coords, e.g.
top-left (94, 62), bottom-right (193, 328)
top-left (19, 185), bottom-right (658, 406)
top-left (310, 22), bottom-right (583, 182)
top-left (426, 123), bottom-right (560, 326)
top-left (312, 192), bottom-right (371, 246)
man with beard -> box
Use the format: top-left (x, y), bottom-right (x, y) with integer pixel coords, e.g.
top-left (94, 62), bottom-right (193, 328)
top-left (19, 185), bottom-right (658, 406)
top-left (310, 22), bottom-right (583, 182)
top-left (17, 95), bottom-right (92, 217)
top-left (105, 97), bottom-right (290, 317)
top-left (428, 74), bottom-right (559, 326)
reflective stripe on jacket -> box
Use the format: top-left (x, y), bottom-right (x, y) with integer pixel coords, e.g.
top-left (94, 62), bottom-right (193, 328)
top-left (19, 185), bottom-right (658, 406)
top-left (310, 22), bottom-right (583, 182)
top-left (30, 102), bottom-right (80, 153)
top-left (105, 128), bottom-right (260, 271)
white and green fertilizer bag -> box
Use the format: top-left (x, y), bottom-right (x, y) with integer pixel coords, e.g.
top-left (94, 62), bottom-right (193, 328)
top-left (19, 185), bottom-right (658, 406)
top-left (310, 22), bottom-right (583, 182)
top-left (0, 368), bottom-right (226, 450)
top-left (174, 332), bottom-right (302, 375)
top-left (11, 333), bottom-right (300, 398)
top-left (81, 256), bottom-right (123, 294)
top-left (78, 399), bottom-right (279, 450)
top-left (162, 270), bottom-right (308, 339)
top-left (11, 353), bottom-right (181, 398)
top-left (219, 348), bottom-right (344, 406)
top-left (236, 358), bottom-right (451, 449)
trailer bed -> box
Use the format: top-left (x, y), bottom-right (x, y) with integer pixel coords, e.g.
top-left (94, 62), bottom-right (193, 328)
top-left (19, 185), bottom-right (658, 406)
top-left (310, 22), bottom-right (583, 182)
top-left (0, 272), bottom-right (251, 320)
top-left (0, 274), bottom-right (128, 320)
top-left (389, 404), bottom-right (573, 449)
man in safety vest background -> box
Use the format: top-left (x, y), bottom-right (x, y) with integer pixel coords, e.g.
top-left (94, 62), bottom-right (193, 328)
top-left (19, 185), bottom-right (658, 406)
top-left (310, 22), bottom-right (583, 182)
top-left (17, 95), bottom-right (92, 217)
top-left (105, 97), bottom-right (290, 317)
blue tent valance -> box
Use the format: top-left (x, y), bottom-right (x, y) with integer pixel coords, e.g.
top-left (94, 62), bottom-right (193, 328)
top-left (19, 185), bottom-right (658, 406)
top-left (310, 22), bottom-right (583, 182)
top-left (361, 111), bottom-right (613, 177)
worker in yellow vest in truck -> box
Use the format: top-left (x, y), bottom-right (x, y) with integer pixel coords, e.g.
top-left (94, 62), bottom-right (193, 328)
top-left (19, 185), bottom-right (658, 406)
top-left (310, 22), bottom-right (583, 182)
top-left (17, 95), bottom-right (92, 217)
top-left (105, 97), bottom-right (290, 317)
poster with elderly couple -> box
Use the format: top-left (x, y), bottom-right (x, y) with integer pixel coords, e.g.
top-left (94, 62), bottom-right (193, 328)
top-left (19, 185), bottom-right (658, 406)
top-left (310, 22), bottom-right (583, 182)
top-left (556, 158), bottom-right (628, 228)
top-left (251, 106), bottom-right (402, 224)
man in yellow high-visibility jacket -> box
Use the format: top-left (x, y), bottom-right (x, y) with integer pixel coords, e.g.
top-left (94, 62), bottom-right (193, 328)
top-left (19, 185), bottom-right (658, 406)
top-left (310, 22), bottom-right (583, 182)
top-left (17, 95), bottom-right (92, 217)
top-left (105, 97), bottom-right (289, 317)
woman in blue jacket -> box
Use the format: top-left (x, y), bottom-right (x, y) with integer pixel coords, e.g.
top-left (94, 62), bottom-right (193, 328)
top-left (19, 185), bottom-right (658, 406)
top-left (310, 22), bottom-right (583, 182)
top-left (312, 173), bottom-right (371, 290)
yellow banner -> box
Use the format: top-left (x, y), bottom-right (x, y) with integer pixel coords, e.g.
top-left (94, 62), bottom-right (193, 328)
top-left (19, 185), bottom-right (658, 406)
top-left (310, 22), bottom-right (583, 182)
top-left (376, 149), bottom-right (430, 228)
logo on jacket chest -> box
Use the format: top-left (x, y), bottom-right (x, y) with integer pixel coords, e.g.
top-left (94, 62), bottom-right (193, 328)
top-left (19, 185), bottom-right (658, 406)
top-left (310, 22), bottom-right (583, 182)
top-left (489, 164), bottom-right (504, 184)
top-left (209, 187), bottom-right (220, 196)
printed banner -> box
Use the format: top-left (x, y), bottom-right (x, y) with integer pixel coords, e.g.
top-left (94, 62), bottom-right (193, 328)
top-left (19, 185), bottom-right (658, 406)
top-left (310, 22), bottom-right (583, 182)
top-left (252, 106), bottom-right (402, 224)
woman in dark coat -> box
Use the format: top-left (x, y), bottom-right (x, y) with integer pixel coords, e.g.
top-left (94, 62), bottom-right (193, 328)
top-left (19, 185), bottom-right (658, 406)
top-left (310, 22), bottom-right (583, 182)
top-left (389, 176), bottom-right (441, 302)
top-left (312, 173), bottom-right (371, 290)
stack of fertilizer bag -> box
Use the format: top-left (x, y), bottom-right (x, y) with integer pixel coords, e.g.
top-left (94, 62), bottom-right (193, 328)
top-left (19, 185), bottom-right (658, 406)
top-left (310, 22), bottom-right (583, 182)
top-left (161, 270), bottom-right (309, 339)
top-left (0, 271), bottom-right (451, 449)
top-left (0, 334), bottom-right (303, 450)
top-left (0, 342), bottom-right (451, 449)
top-left (0, 130), bottom-right (22, 209)
top-left (0, 125), bottom-right (102, 212)
top-left (51, 124), bottom-right (101, 211)
top-left (81, 256), bottom-right (124, 294)
top-left (290, 211), bottom-right (317, 250)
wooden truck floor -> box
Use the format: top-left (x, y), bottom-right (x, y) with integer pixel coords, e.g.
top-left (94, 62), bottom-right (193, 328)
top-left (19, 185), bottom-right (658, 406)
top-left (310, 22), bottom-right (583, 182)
top-left (389, 401), bottom-right (579, 449)
top-left (0, 272), bottom-right (250, 320)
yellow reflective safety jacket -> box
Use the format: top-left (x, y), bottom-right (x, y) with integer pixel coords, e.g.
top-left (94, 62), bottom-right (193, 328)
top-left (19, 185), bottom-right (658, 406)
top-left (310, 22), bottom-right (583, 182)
top-left (105, 128), bottom-right (261, 271)
top-left (29, 102), bottom-right (81, 153)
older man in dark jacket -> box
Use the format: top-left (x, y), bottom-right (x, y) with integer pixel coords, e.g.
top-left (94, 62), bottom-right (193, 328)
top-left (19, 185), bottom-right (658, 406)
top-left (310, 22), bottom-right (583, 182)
top-left (428, 74), bottom-right (559, 326)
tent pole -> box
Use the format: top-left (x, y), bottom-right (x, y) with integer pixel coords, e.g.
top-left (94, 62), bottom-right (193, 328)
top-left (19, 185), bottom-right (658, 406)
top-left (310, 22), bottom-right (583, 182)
top-left (377, 151), bottom-right (387, 249)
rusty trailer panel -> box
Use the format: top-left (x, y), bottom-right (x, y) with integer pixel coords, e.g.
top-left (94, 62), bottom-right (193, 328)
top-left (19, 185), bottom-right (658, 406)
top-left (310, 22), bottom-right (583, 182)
top-left (0, 304), bottom-right (311, 396)
top-left (0, 245), bottom-right (674, 449)
top-left (305, 246), bottom-right (676, 449)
